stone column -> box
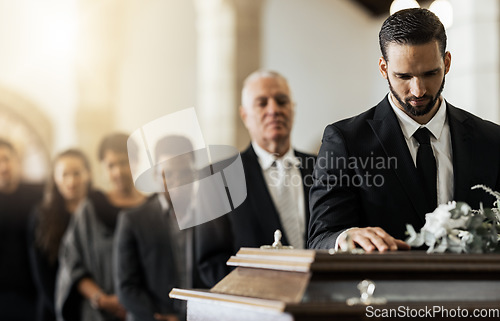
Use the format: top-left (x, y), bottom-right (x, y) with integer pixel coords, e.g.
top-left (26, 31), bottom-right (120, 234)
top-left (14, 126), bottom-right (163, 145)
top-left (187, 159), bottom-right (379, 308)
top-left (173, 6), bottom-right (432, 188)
top-left (446, 0), bottom-right (500, 124)
top-left (233, 0), bottom-right (264, 149)
top-left (194, 0), bottom-right (263, 149)
top-left (75, 0), bottom-right (126, 188)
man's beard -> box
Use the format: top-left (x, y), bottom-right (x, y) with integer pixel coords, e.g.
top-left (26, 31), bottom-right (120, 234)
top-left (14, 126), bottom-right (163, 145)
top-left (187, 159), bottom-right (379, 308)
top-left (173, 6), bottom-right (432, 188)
top-left (388, 75), bottom-right (445, 117)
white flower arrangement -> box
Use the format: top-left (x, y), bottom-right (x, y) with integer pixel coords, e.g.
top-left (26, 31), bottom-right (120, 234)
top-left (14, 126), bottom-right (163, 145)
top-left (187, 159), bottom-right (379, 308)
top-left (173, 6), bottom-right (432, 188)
top-left (406, 185), bottom-right (500, 253)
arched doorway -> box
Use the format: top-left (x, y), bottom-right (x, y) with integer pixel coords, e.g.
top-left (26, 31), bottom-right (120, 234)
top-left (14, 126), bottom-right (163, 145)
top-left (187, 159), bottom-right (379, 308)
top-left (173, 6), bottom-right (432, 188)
top-left (0, 88), bottom-right (52, 183)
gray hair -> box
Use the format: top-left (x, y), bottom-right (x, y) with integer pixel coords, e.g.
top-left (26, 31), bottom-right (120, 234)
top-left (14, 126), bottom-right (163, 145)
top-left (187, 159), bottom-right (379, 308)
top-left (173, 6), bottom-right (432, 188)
top-left (241, 70), bottom-right (292, 108)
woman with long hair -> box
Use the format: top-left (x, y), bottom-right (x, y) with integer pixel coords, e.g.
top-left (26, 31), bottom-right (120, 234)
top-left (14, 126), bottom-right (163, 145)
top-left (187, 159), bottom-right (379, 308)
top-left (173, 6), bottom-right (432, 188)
top-left (29, 149), bottom-right (91, 321)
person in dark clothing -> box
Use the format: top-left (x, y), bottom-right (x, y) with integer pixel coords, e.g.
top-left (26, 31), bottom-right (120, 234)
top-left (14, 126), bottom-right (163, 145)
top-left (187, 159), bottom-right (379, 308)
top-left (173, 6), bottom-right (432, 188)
top-left (115, 135), bottom-right (202, 321)
top-left (195, 71), bottom-right (316, 287)
top-left (0, 138), bottom-right (43, 321)
top-left (308, 9), bottom-right (500, 252)
top-left (28, 149), bottom-right (92, 321)
top-left (56, 133), bottom-right (146, 321)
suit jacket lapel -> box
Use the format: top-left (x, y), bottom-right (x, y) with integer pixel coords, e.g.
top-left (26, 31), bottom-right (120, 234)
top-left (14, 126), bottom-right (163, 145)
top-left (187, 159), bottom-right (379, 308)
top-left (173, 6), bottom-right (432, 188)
top-left (243, 146), bottom-right (289, 244)
top-left (447, 103), bottom-right (474, 202)
top-left (367, 97), bottom-right (427, 223)
top-left (295, 151), bottom-right (314, 230)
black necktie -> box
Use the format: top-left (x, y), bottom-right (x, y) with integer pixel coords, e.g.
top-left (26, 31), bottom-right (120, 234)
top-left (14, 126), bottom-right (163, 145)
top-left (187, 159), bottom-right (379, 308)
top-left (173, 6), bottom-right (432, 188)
top-left (413, 128), bottom-right (437, 213)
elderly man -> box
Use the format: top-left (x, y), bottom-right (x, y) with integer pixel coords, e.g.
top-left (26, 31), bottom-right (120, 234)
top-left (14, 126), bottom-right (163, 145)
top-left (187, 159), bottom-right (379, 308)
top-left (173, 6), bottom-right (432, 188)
top-left (308, 8), bottom-right (500, 253)
top-left (0, 139), bottom-right (43, 321)
top-left (196, 70), bottom-right (316, 287)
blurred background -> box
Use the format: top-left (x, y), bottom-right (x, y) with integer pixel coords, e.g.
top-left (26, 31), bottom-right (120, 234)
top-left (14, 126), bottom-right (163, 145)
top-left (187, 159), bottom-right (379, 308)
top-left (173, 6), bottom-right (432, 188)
top-left (0, 0), bottom-right (498, 189)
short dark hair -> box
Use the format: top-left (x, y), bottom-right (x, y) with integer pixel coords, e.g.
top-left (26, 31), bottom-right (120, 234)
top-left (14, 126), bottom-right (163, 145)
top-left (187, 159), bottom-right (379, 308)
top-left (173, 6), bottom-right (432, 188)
top-left (0, 138), bottom-right (16, 154)
top-left (379, 8), bottom-right (447, 61)
top-left (154, 135), bottom-right (194, 163)
top-left (98, 133), bottom-right (130, 161)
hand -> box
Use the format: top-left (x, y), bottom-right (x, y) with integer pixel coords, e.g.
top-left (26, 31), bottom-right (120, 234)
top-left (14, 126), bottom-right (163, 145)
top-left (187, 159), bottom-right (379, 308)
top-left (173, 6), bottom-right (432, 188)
top-left (154, 313), bottom-right (180, 321)
top-left (99, 294), bottom-right (127, 320)
top-left (339, 227), bottom-right (410, 252)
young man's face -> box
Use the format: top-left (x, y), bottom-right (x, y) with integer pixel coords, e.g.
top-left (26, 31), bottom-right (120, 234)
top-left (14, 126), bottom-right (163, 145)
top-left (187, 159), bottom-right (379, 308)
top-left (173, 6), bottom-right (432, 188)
top-left (0, 146), bottom-right (20, 193)
top-left (102, 150), bottom-right (134, 193)
top-left (156, 153), bottom-right (196, 204)
top-left (379, 40), bottom-right (451, 119)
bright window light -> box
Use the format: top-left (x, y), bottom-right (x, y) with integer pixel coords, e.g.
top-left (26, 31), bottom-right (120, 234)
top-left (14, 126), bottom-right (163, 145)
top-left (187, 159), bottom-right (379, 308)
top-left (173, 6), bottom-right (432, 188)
top-left (429, 0), bottom-right (453, 29)
top-left (390, 0), bottom-right (421, 15)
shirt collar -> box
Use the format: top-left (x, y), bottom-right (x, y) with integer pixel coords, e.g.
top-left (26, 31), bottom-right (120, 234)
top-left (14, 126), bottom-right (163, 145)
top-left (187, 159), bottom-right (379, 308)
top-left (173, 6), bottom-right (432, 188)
top-left (157, 193), bottom-right (171, 213)
top-left (388, 93), bottom-right (447, 140)
top-left (252, 141), bottom-right (300, 170)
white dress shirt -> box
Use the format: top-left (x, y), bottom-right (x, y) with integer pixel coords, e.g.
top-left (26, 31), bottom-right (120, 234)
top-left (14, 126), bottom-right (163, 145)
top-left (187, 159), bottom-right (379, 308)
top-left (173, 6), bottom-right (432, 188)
top-left (252, 142), bottom-right (306, 249)
top-left (388, 94), bottom-right (454, 205)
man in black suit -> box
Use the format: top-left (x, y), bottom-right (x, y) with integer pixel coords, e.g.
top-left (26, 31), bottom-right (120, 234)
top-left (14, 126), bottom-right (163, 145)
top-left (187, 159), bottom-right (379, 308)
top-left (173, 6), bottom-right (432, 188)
top-left (196, 70), bottom-right (316, 287)
top-left (114, 136), bottom-right (200, 321)
top-left (0, 139), bottom-right (43, 321)
top-left (308, 8), bottom-right (500, 252)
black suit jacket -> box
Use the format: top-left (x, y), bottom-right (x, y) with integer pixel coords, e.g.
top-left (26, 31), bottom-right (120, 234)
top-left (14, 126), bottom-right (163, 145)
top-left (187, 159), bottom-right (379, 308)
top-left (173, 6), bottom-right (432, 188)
top-left (308, 96), bottom-right (500, 249)
top-left (196, 145), bottom-right (316, 287)
top-left (114, 196), bottom-right (200, 321)
top-left (0, 183), bottom-right (43, 321)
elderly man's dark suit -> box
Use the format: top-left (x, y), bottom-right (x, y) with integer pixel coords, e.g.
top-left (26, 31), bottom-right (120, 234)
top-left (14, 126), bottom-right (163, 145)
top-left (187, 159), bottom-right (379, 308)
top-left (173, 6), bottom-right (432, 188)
top-left (308, 95), bottom-right (500, 249)
top-left (196, 145), bottom-right (316, 287)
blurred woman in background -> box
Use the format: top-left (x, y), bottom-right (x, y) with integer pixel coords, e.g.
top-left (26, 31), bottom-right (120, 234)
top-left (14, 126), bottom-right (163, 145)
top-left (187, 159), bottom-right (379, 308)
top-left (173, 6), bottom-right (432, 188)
top-left (29, 149), bottom-right (91, 321)
top-left (56, 133), bottom-right (146, 321)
